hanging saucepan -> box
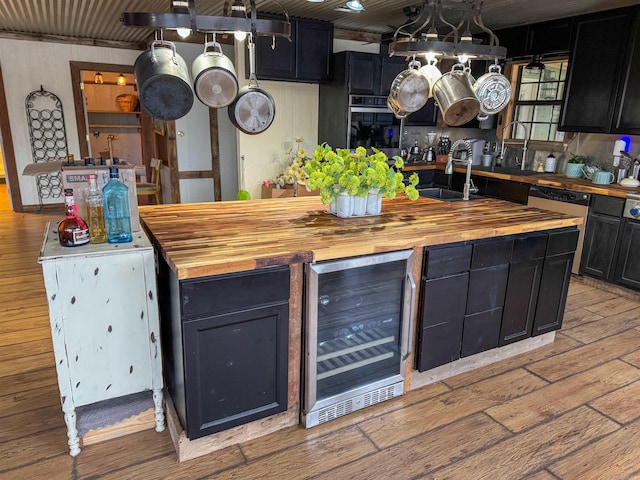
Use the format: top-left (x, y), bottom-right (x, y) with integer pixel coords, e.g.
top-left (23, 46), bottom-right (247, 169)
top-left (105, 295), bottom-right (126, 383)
top-left (134, 40), bottom-right (194, 121)
top-left (418, 59), bottom-right (442, 98)
top-left (473, 62), bottom-right (512, 120)
top-left (387, 59), bottom-right (430, 118)
top-left (228, 39), bottom-right (275, 135)
top-left (432, 64), bottom-right (480, 127)
top-left (191, 37), bottom-right (239, 108)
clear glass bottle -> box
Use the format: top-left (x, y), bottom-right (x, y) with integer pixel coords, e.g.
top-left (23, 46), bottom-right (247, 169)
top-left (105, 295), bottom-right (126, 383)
top-left (102, 167), bottom-right (133, 243)
top-left (58, 189), bottom-right (89, 247)
top-left (86, 174), bottom-right (107, 244)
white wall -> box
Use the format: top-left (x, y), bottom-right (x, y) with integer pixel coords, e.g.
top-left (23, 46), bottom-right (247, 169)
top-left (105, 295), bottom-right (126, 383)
top-left (233, 39), bottom-right (319, 200)
top-left (0, 38), bottom-right (141, 206)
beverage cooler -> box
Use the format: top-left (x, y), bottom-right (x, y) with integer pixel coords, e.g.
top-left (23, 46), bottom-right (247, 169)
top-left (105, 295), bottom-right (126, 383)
top-left (302, 250), bottom-right (415, 428)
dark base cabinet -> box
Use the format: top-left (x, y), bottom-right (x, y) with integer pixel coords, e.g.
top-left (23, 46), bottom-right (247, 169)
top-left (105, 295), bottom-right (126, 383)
top-left (613, 219), bottom-right (640, 290)
top-left (417, 228), bottom-right (578, 371)
top-left (580, 213), bottom-right (622, 280)
top-left (532, 229), bottom-right (579, 336)
top-left (158, 259), bottom-right (290, 440)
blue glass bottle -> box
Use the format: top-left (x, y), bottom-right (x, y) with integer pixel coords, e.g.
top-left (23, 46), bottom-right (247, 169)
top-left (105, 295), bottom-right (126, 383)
top-left (103, 166), bottom-right (133, 243)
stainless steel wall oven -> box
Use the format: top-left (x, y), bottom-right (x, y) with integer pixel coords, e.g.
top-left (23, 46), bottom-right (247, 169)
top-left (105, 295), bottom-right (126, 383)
top-left (348, 95), bottom-right (402, 151)
top-left (302, 250), bottom-right (415, 428)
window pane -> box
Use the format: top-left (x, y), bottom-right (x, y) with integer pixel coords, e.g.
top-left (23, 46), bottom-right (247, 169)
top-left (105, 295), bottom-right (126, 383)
top-left (551, 105), bottom-right (561, 123)
top-left (515, 105), bottom-right (534, 122)
top-left (559, 63), bottom-right (567, 81)
top-left (538, 82), bottom-right (558, 100)
top-left (533, 105), bottom-right (554, 122)
top-left (557, 82), bottom-right (565, 100)
top-left (531, 123), bottom-right (551, 141)
top-left (521, 68), bottom-right (541, 83)
top-left (512, 122), bottom-right (530, 139)
top-left (519, 83), bottom-right (539, 101)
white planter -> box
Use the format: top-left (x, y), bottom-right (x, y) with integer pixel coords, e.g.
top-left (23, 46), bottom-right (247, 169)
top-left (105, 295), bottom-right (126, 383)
top-left (336, 193), bottom-right (354, 218)
top-left (366, 190), bottom-right (383, 215)
top-left (352, 196), bottom-right (367, 216)
top-left (329, 199), bottom-right (337, 214)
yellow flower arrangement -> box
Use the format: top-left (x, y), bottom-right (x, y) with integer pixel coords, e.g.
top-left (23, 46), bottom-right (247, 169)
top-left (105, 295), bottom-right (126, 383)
top-left (273, 136), bottom-right (312, 188)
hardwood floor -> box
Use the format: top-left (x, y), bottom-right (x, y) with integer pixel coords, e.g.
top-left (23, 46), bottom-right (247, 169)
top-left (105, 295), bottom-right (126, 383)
top-left (2, 182), bottom-right (640, 479)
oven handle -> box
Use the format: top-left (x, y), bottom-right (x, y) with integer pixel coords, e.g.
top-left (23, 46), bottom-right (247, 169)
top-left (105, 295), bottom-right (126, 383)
top-left (350, 106), bottom-right (393, 114)
top-left (402, 271), bottom-right (416, 361)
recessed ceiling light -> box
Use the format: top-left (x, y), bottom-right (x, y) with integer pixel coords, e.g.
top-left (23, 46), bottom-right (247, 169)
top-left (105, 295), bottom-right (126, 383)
top-left (346, 0), bottom-right (364, 11)
top-left (306, 0), bottom-right (325, 2)
top-left (333, 6), bottom-right (357, 12)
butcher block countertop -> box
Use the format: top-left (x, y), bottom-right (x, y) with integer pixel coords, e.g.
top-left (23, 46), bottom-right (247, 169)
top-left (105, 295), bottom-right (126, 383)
top-left (406, 163), bottom-right (639, 198)
top-left (139, 196), bottom-right (582, 280)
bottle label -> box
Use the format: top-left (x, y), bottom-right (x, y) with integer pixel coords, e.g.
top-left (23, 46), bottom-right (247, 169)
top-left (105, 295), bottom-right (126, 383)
top-left (72, 228), bottom-right (90, 245)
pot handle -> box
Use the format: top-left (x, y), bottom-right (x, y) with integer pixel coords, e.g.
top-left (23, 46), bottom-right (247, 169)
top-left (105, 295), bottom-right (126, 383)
top-left (150, 40), bottom-right (178, 66)
top-left (408, 59), bottom-right (421, 70)
top-left (203, 40), bottom-right (224, 57)
top-left (488, 63), bottom-right (502, 74)
top-left (247, 37), bottom-right (260, 88)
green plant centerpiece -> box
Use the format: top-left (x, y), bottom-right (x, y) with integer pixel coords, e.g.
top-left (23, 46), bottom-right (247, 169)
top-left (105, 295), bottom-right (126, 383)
top-left (565, 152), bottom-right (587, 178)
top-left (568, 153), bottom-right (586, 164)
top-left (304, 144), bottom-right (419, 217)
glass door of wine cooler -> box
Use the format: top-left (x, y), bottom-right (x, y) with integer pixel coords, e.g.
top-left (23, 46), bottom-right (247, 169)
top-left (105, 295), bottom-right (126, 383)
top-left (303, 250), bottom-right (415, 427)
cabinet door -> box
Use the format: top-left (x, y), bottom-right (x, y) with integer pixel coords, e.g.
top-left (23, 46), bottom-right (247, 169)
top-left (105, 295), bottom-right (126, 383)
top-left (579, 213), bottom-right (622, 281)
top-left (532, 252), bottom-right (573, 336)
top-left (613, 220), bottom-right (640, 290)
top-left (255, 30), bottom-right (296, 80)
top-left (461, 307), bottom-right (503, 357)
top-left (380, 55), bottom-right (408, 96)
top-left (500, 257), bottom-right (544, 345)
top-left (417, 272), bottom-right (468, 371)
top-left (559, 9), bottom-right (632, 132)
top-left (466, 265), bottom-right (509, 315)
top-left (296, 19), bottom-right (333, 82)
top-left (526, 18), bottom-right (572, 56)
top-left (183, 303), bottom-right (289, 439)
top-left (348, 53), bottom-right (382, 95)
top-left (614, 8), bottom-right (640, 134)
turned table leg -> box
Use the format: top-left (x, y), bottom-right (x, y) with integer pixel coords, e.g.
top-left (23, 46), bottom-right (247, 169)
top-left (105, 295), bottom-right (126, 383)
top-left (153, 389), bottom-right (165, 432)
top-left (62, 406), bottom-right (81, 456)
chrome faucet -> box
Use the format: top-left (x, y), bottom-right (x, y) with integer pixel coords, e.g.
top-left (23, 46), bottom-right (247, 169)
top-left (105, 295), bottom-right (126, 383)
top-left (445, 139), bottom-right (478, 201)
top-left (500, 121), bottom-right (530, 171)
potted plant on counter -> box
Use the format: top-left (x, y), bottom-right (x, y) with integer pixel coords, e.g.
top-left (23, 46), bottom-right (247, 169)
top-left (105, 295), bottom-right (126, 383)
top-left (565, 152), bottom-right (586, 178)
top-left (304, 144), bottom-right (419, 218)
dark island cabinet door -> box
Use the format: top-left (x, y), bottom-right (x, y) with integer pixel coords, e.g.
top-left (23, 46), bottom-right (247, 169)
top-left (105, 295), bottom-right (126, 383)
top-left (579, 213), bottom-right (622, 281)
top-left (500, 257), bottom-right (544, 345)
top-left (559, 9), bottom-right (633, 132)
top-left (613, 220), bottom-right (640, 290)
top-left (182, 303), bottom-right (289, 440)
top-left (417, 272), bottom-right (468, 371)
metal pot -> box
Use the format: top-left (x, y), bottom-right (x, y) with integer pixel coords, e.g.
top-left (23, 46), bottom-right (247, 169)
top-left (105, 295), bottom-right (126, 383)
top-left (134, 40), bottom-right (194, 120)
top-left (432, 64), bottom-right (480, 126)
top-left (191, 40), bottom-right (239, 108)
top-left (387, 60), bottom-right (430, 117)
top-left (228, 39), bottom-right (275, 135)
top-left (473, 63), bottom-right (512, 120)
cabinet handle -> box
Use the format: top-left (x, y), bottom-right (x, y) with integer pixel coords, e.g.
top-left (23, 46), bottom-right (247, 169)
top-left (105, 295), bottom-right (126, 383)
top-left (402, 271), bottom-right (416, 361)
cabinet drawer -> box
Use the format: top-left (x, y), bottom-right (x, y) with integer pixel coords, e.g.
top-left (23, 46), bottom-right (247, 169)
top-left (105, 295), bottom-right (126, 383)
top-left (181, 266), bottom-right (290, 319)
top-left (546, 228), bottom-right (579, 256)
top-left (590, 195), bottom-right (625, 217)
top-left (471, 238), bottom-right (513, 269)
top-left (511, 233), bottom-right (548, 262)
top-left (424, 244), bottom-right (472, 278)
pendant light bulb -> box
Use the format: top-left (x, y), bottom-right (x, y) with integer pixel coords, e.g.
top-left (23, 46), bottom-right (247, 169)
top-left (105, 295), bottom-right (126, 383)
top-left (94, 72), bottom-right (104, 84)
top-left (425, 26), bottom-right (438, 40)
top-left (458, 54), bottom-right (470, 64)
top-left (176, 28), bottom-right (191, 38)
top-left (117, 73), bottom-right (127, 86)
top-left (424, 51), bottom-right (437, 62)
top-left (234, 30), bottom-right (247, 41)
top-left (346, 0), bottom-right (364, 11)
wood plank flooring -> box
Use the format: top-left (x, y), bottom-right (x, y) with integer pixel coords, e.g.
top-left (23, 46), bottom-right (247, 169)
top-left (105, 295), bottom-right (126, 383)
top-left (2, 183), bottom-right (640, 479)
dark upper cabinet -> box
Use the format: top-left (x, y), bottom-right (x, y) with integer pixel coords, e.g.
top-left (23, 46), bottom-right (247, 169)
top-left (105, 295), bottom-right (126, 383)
top-left (559, 7), bottom-right (635, 133)
top-left (493, 18), bottom-right (572, 59)
top-left (251, 17), bottom-right (333, 83)
top-left (613, 220), bottom-right (640, 290)
top-left (380, 55), bottom-right (408, 96)
top-left (614, 10), bottom-right (640, 133)
top-left (348, 52), bottom-right (382, 95)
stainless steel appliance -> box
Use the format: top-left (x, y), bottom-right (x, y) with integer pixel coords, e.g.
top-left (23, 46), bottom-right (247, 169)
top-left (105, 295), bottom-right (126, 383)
top-left (348, 95), bottom-right (402, 151)
top-left (528, 185), bottom-right (590, 274)
top-left (302, 250), bottom-right (415, 428)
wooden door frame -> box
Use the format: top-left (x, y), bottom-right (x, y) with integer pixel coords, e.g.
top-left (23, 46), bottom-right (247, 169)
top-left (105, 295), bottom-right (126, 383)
top-left (0, 64), bottom-right (23, 212)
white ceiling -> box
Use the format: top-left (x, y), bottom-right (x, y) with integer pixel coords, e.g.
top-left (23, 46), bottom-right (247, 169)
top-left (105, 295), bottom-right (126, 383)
top-left (0, 0), bottom-right (637, 47)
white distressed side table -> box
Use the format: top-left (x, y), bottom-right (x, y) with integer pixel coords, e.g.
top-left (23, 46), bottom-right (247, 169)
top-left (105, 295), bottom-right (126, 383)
top-left (38, 222), bottom-right (164, 456)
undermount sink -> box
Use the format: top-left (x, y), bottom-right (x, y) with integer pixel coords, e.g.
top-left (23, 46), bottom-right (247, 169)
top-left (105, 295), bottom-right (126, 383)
top-left (472, 165), bottom-right (543, 176)
top-left (418, 188), bottom-right (485, 201)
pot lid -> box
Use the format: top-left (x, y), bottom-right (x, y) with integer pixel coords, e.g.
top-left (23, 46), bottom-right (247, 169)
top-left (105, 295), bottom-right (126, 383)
top-left (232, 89), bottom-right (275, 133)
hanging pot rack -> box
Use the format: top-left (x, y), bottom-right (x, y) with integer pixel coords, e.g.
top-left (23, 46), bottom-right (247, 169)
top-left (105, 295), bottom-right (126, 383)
top-left (121, 0), bottom-right (291, 40)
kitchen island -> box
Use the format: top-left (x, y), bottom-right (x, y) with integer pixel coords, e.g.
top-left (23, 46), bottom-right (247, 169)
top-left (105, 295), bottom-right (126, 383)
top-left (139, 195), bottom-right (582, 461)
